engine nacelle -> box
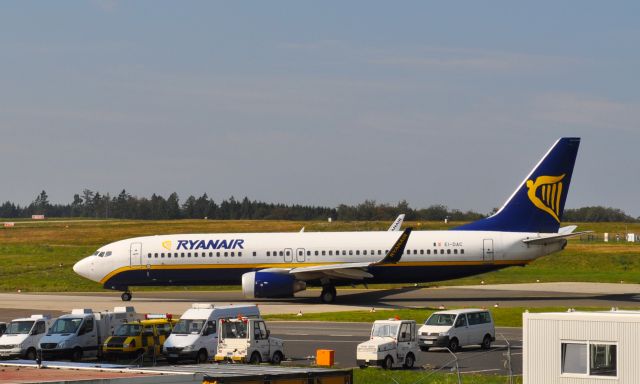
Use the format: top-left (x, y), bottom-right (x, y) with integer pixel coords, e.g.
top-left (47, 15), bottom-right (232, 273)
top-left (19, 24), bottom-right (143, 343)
top-left (242, 271), bottom-right (307, 299)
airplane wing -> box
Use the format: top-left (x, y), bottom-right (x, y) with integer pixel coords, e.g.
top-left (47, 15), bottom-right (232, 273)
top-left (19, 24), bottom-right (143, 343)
top-left (287, 227), bottom-right (412, 280)
top-left (388, 214), bottom-right (405, 231)
top-left (522, 226), bottom-right (592, 245)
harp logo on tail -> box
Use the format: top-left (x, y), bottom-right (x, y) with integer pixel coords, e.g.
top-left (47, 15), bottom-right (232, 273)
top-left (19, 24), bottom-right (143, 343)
top-left (526, 174), bottom-right (566, 223)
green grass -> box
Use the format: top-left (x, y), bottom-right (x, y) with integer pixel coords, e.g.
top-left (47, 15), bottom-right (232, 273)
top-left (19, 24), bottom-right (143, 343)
top-left (264, 306), bottom-right (635, 327)
top-left (354, 369), bottom-right (522, 384)
top-left (0, 219), bottom-right (639, 292)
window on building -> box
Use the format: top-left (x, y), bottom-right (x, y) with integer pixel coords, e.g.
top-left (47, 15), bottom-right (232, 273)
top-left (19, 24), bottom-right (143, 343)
top-left (562, 343), bottom-right (588, 374)
top-left (590, 344), bottom-right (617, 376)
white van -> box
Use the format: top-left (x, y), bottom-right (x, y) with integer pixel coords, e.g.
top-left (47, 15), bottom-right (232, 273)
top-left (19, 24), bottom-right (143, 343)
top-left (0, 315), bottom-right (55, 360)
top-left (163, 303), bottom-right (260, 364)
top-left (39, 307), bottom-right (138, 361)
top-left (418, 309), bottom-right (495, 352)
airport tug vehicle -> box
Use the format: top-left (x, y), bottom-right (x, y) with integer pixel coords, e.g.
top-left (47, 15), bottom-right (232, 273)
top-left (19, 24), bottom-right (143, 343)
top-left (102, 314), bottom-right (177, 360)
top-left (357, 318), bottom-right (418, 370)
top-left (214, 317), bottom-right (284, 364)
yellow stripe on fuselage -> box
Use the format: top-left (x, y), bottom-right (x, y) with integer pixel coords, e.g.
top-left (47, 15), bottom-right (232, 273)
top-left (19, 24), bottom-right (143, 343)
top-left (99, 260), bottom-right (528, 285)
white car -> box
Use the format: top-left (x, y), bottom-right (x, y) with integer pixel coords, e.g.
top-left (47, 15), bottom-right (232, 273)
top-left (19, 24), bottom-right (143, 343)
top-left (418, 309), bottom-right (495, 352)
top-left (356, 319), bottom-right (418, 370)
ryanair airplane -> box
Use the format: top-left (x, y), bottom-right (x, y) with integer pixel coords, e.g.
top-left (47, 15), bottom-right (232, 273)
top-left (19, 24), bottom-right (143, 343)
top-left (74, 138), bottom-right (585, 303)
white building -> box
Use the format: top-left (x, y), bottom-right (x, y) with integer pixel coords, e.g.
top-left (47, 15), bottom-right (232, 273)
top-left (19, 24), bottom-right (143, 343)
top-left (524, 310), bottom-right (640, 384)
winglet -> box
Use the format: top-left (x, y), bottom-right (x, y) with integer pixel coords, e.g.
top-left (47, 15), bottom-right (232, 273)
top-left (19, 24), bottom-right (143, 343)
top-left (377, 227), bottom-right (412, 264)
top-left (388, 214), bottom-right (405, 231)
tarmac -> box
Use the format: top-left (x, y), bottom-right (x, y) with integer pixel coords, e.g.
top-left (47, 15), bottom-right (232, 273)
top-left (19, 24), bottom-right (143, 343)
top-left (1, 282), bottom-right (639, 322)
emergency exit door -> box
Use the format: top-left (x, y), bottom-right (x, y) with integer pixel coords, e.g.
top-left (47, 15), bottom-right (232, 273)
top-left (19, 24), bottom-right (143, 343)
top-left (483, 239), bottom-right (494, 262)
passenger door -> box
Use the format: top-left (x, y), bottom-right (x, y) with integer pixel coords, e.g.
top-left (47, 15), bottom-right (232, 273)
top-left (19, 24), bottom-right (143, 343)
top-left (453, 314), bottom-right (469, 346)
top-left (79, 317), bottom-right (97, 357)
top-left (202, 320), bottom-right (217, 356)
top-left (254, 321), bottom-right (270, 359)
top-left (130, 242), bottom-right (143, 267)
top-left (483, 239), bottom-right (494, 262)
top-left (397, 322), bottom-right (413, 363)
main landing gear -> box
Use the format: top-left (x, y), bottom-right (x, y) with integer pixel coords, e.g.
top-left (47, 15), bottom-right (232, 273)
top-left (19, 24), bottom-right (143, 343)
top-left (320, 286), bottom-right (337, 304)
top-left (121, 290), bottom-right (132, 301)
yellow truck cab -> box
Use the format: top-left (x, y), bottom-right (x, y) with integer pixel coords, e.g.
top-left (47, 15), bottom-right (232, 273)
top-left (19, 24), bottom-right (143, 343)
top-left (103, 314), bottom-right (177, 359)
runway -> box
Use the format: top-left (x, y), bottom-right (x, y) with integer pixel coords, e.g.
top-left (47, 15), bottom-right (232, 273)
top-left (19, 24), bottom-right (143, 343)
top-left (1, 282), bottom-right (639, 322)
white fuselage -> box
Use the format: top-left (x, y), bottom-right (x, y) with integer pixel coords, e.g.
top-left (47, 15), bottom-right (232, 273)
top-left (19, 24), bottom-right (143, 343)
top-left (74, 229), bottom-right (563, 290)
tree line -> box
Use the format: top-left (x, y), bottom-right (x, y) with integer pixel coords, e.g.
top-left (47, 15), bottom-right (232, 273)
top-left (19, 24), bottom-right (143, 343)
top-left (0, 190), bottom-right (636, 222)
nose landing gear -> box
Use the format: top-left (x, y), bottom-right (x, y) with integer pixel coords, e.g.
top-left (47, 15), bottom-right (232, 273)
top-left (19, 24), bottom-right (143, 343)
top-left (121, 291), bottom-right (132, 301)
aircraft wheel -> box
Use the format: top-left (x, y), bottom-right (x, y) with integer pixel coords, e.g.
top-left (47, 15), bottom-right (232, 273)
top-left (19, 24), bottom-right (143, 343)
top-left (121, 291), bottom-right (132, 301)
top-left (320, 286), bottom-right (337, 303)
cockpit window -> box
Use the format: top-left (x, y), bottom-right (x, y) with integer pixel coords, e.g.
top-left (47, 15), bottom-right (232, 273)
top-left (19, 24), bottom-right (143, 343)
top-left (105, 251), bottom-right (112, 257)
top-left (98, 252), bottom-right (105, 257)
top-left (93, 251), bottom-right (100, 256)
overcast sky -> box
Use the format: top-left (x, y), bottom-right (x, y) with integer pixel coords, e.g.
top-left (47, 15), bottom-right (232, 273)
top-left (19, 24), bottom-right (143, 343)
top-left (1, 1), bottom-right (639, 216)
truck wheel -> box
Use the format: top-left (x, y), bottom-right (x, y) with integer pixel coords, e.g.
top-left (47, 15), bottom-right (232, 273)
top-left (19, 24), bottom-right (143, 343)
top-left (448, 338), bottom-right (459, 352)
top-left (25, 348), bottom-right (37, 360)
top-left (71, 348), bottom-right (83, 362)
top-left (481, 335), bottom-right (492, 350)
top-left (419, 346), bottom-right (429, 352)
top-left (271, 351), bottom-right (283, 365)
top-left (196, 349), bottom-right (208, 364)
top-left (403, 353), bottom-right (415, 369)
top-left (249, 352), bottom-right (262, 364)
top-left (383, 355), bottom-right (393, 370)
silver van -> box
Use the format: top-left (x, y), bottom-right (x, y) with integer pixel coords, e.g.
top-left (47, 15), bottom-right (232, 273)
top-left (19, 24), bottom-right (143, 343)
top-left (418, 309), bottom-right (495, 351)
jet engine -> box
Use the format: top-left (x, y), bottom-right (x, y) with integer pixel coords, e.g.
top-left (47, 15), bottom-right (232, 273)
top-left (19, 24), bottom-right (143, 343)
top-left (242, 271), bottom-right (307, 298)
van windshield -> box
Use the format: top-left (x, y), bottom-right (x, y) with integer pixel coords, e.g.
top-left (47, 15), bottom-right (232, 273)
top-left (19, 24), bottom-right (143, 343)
top-left (371, 323), bottom-right (399, 338)
top-left (115, 324), bottom-right (142, 337)
top-left (172, 319), bottom-right (205, 335)
top-left (49, 318), bottom-right (83, 334)
top-left (6, 321), bottom-right (34, 335)
top-left (425, 314), bottom-right (456, 326)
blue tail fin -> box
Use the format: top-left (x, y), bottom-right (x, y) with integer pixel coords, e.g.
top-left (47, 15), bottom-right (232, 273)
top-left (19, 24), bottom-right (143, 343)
top-left (456, 137), bottom-right (580, 233)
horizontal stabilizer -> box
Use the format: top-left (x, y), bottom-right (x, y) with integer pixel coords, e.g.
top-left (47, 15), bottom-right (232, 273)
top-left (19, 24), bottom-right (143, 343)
top-left (522, 230), bottom-right (592, 245)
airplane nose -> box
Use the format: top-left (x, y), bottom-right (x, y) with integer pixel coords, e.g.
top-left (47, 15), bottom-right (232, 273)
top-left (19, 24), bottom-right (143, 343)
top-left (73, 256), bottom-right (94, 280)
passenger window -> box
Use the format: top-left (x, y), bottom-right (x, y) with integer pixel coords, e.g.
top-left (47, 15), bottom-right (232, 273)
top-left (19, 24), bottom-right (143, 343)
top-left (148, 253), bottom-right (151, 258)
top-left (238, 252), bottom-right (242, 257)
top-left (440, 249), bottom-right (444, 255)
top-left (252, 252), bottom-right (256, 257)
top-left (322, 251), bottom-right (326, 256)
top-left (455, 315), bottom-right (467, 328)
top-left (216, 252), bottom-right (220, 257)
top-left (154, 253), bottom-right (158, 258)
top-left (279, 251), bottom-right (283, 257)
top-left (224, 252), bottom-right (228, 257)
top-left (307, 251), bottom-right (311, 256)
top-left (286, 250), bottom-right (290, 256)
top-left (315, 251), bottom-right (319, 256)
top-left (349, 250), bottom-right (353, 255)
top-left (355, 250), bottom-right (360, 255)
top-left (363, 250), bottom-right (367, 255)
top-left (267, 251), bottom-right (270, 256)
top-left (342, 250), bottom-right (346, 256)
top-left (427, 250), bottom-right (431, 255)
top-left (181, 253), bottom-right (185, 258)
top-left (329, 251), bottom-right (333, 256)
top-left (161, 253), bottom-right (165, 258)
top-left (447, 249), bottom-right (451, 254)
top-left (399, 323), bottom-right (411, 342)
top-left (35, 321), bottom-right (46, 334)
top-left (188, 253), bottom-right (191, 258)
top-left (454, 249), bottom-right (458, 254)
top-left (461, 249), bottom-right (465, 254)
top-left (83, 318), bottom-right (94, 333)
top-left (420, 250), bottom-right (424, 255)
